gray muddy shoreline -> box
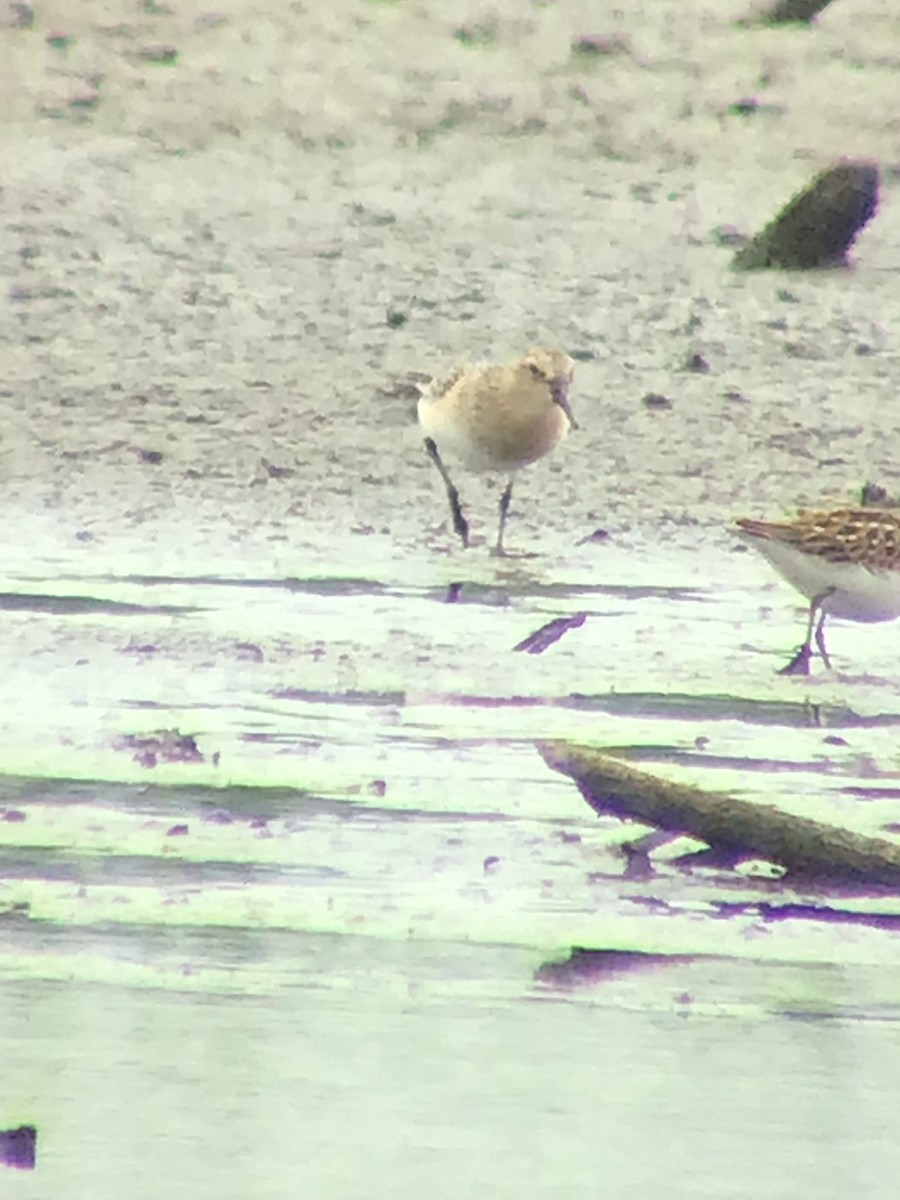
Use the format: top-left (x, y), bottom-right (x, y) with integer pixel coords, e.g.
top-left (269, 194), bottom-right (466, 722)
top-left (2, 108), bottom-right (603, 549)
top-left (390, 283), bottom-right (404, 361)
top-left (1, 0), bottom-right (898, 557)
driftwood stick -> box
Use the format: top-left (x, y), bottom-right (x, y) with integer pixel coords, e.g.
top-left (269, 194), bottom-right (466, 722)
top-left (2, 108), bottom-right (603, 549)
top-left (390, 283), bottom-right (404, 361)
top-left (539, 740), bottom-right (900, 888)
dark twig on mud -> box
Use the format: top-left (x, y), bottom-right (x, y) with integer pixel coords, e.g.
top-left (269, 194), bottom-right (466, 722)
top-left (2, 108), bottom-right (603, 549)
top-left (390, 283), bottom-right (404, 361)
top-left (513, 611), bottom-right (588, 654)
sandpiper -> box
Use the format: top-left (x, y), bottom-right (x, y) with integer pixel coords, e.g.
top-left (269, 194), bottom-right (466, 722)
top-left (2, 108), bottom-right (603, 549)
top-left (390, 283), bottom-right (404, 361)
top-left (735, 506), bottom-right (900, 674)
top-left (417, 346), bottom-right (577, 555)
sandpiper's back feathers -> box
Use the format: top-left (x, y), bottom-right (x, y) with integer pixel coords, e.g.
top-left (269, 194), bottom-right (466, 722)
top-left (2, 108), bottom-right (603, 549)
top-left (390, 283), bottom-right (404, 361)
top-left (736, 507), bottom-right (900, 570)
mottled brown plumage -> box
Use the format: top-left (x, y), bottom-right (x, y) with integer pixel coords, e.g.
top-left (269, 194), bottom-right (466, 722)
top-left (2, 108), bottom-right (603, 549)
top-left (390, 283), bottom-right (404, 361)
top-left (736, 506), bottom-right (900, 675)
top-left (736, 507), bottom-right (900, 570)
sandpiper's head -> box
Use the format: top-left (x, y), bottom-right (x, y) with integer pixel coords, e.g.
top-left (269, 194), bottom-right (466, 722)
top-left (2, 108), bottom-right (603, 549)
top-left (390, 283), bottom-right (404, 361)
top-left (522, 347), bottom-right (577, 430)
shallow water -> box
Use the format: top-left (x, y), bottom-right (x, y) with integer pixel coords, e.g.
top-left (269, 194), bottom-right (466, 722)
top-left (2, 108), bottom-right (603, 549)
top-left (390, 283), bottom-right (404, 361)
top-left (4, 526), bottom-right (900, 1196)
top-left (3, 952), bottom-right (899, 1200)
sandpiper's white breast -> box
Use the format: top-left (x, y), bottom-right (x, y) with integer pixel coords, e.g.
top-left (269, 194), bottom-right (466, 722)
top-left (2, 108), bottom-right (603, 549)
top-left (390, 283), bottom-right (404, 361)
top-left (740, 533), bottom-right (900, 623)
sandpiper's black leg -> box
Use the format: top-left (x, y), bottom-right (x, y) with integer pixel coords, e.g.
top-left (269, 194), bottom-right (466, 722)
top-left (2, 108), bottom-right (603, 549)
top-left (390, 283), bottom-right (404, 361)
top-left (491, 476), bottom-right (515, 557)
top-left (779, 593), bottom-right (831, 676)
top-left (813, 608), bottom-right (832, 670)
top-left (423, 437), bottom-right (468, 548)
top-left (780, 644), bottom-right (812, 676)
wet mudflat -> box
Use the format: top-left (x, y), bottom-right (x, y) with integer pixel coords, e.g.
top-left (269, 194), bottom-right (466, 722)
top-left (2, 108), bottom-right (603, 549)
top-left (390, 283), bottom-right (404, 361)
top-left (4, 0), bottom-right (900, 1193)
top-left (3, 526), bottom-right (900, 1197)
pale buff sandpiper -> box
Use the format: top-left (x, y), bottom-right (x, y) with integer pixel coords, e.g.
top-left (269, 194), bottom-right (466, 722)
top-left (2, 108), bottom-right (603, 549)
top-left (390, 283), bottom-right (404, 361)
top-left (736, 506), bottom-right (900, 674)
top-left (417, 346), bottom-right (577, 555)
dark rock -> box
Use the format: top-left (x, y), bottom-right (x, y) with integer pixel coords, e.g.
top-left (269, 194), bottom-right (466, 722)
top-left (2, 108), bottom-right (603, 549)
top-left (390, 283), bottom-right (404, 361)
top-left (763, 0), bottom-right (836, 23)
top-left (0, 1125), bottom-right (36, 1170)
top-left (642, 392), bottom-right (673, 410)
top-left (203, 809), bottom-right (234, 824)
top-left (234, 641), bottom-right (265, 661)
top-left (732, 160), bottom-right (879, 270)
top-left (576, 527), bottom-right (611, 545)
top-left (571, 33), bottom-right (630, 57)
top-left (861, 482), bottom-right (898, 507)
top-left (261, 459), bottom-right (293, 479)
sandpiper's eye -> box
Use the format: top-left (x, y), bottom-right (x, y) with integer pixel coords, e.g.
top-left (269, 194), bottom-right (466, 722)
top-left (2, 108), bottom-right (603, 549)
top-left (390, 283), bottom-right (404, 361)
top-left (528, 362), bottom-right (543, 378)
